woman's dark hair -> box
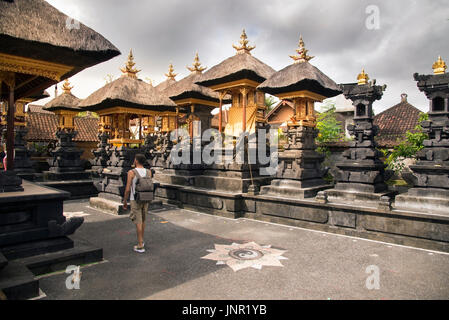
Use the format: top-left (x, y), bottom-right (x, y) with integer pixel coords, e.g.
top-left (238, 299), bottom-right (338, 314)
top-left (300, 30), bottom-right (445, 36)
top-left (134, 154), bottom-right (147, 165)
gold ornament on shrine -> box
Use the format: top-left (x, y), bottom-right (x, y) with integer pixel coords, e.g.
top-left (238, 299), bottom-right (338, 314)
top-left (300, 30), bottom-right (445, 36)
top-left (432, 56), bottom-right (447, 75)
top-left (165, 63), bottom-right (178, 80)
top-left (290, 35), bottom-right (314, 63)
top-left (120, 49), bottom-right (141, 78)
top-left (62, 78), bottom-right (73, 93)
top-left (233, 29), bottom-right (255, 55)
top-left (357, 69), bottom-right (369, 85)
top-left (187, 53), bottom-right (207, 74)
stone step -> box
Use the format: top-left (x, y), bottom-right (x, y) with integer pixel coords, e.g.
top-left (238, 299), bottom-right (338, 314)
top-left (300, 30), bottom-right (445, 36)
top-left (19, 238), bottom-right (103, 276)
top-left (1, 237), bottom-right (74, 260)
top-left (0, 261), bottom-right (39, 300)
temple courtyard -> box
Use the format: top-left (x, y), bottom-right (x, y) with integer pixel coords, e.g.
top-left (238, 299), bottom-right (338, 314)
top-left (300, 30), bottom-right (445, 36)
top-left (35, 200), bottom-right (449, 300)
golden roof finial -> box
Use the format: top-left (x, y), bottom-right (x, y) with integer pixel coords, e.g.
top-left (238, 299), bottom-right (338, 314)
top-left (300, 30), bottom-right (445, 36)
top-left (165, 63), bottom-right (177, 80)
top-left (62, 78), bottom-right (73, 94)
top-left (357, 68), bottom-right (369, 85)
top-left (187, 52), bottom-right (207, 74)
top-left (120, 49), bottom-right (141, 78)
top-left (233, 29), bottom-right (255, 55)
top-left (290, 35), bottom-right (314, 63)
top-left (432, 56), bottom-right (447, 75)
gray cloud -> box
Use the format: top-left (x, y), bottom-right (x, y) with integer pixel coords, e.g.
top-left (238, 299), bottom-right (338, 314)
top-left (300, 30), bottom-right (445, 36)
top-left (40, 0), bottom-right (448, 113)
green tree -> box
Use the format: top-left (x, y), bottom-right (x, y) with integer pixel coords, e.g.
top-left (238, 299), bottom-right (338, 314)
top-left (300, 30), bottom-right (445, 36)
top-left (264, 95), bottom-right (278, 110)
top-left (316, 102), bottom-right (346, 157)
top-left (380, 112), bottom-right (429, 173)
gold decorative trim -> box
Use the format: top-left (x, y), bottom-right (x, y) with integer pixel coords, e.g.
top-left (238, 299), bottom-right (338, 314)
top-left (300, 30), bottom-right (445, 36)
top-left (173, 97), bottom-right (219, 108)
top-left (209, 79), bottom-right (261, 91)
top-left (275, 90), bottom-right (326, 102)
top-left (0, 53), bottom-right (73, 82)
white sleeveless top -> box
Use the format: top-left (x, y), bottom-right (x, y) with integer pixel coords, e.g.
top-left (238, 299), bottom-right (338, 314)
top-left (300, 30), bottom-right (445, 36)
top-left (130, 167), bottom-right (149, 201)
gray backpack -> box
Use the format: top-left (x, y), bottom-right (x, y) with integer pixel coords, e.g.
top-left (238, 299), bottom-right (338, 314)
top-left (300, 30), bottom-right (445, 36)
top-left (133, 169), bottom-right (154, 202)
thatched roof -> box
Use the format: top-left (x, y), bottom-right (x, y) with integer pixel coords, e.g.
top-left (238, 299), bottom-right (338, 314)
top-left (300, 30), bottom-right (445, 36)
top-left (44, 92), bottom-right (81, 112)
top-left (257, 61), bottom-right (341, 98)
top-left (195, 53), bottom-right (275, 88)
top-left (0, 0), bottom-right (120, 99)
top-left (163, 72), bottom-right (231, 104)
top-left (78, 76), bottom-right (177, 112)
top-left (155, 78), bottom-right (177, 92)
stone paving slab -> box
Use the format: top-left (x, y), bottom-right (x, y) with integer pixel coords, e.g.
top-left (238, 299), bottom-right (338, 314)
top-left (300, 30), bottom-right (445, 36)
top-left (37, 199), bottom-right (449, 300)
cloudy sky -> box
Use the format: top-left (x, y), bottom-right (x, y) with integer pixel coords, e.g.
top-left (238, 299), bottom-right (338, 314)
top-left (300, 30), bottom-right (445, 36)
top-left (38, 0), bottom-right (448, 114)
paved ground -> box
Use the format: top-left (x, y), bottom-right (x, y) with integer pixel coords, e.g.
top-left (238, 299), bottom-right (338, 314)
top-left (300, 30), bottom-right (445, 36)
top-left (38, 199), bottom-right (449, 300)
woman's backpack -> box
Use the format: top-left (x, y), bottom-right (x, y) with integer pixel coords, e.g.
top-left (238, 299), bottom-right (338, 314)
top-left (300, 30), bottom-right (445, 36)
top-left (133, 169), bottom-right (154, 203)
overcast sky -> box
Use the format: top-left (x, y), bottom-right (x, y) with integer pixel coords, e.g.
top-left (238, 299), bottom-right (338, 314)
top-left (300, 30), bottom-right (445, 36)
top-left (37, 0), bottom-right (448, 114)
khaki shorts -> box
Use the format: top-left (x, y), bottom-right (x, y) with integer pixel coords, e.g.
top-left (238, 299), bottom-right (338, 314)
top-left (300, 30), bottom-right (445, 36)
top-left (130, 200), bottom-right (149, 224)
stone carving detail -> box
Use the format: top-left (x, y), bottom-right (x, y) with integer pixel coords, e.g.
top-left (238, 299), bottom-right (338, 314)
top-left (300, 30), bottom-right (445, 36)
top-left (91, 132), bottom-right (111, 174)
top-left (48, 217), bottom-right (84, 237)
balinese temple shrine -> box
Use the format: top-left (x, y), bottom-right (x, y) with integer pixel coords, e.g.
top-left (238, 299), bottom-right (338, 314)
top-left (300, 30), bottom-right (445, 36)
top-left (395, 56), bottom-right (449, 214)
top-left (0, 0), bottom-right (120, 300)
top-left (155, 53), bottom-right (232, 185)
top-left (196, 29), bottom-right (275, 138)
top-left (153, 30), bottom-right (275, 215)
top-left (79, 50), bottom-right (178, 214)
top-left (258, 36), bottom-right (342, 198)
top-left (43, 79), bottom-right (92, 185)
top-left (317, 69), bottom-right (393, 208)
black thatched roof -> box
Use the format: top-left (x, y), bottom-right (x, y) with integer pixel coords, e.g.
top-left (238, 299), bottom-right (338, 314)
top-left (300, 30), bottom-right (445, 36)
top-left (0, 0), bottom-right (120, 99)
top-left (44, 92), bottom-right (81, 112)
top-left (257, 61), bottom-right (341, 98)
top-left (195, 53), bottom-right (275, 88)
top-left (163, 72), bottom-right (231, 104)
top-left (78, 76), bottom-right (177, 112)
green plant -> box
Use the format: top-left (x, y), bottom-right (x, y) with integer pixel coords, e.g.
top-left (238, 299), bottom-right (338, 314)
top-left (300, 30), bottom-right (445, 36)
top-left (265, 95), bottom-right (277, 110)
top-left (316, 102), bottom-right (346, 157)
top-left (381, 112), bottom-right (429, 173)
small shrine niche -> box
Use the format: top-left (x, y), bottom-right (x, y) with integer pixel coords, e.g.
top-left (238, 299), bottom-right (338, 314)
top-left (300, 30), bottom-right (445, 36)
top-left (54, 79), bottom-right (79, 131)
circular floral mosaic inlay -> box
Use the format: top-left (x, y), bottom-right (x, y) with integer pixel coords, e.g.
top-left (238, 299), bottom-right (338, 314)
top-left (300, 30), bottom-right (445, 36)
top-left (202, 242), bottom-right (288, 272)
top-left (229, 248), bottom-right (264, 260)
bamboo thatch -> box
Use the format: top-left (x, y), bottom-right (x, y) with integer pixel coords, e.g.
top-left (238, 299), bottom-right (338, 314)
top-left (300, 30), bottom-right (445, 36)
top-left (0, 0), bottom-right (120, 99)
top-left (257, 61), bottom-right (342, 98)
top-left (78, 76), bottom-right (177, 112)
top-left (44, 92), bottom-right (81, 112)
top-left (155, 78), bottom-right (177, 92)
top-left (195, 53), bottom-right (275, 88)
top-left (163, 73), bottom-right (231, 104)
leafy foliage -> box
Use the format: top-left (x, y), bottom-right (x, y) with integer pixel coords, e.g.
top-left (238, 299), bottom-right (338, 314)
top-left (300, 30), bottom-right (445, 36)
top-left (264, 95), bottom-right (278, 110)
top-left (380, 112), bottom-right (429, 173)
top-left (316, 102), bottom-right (346, 157)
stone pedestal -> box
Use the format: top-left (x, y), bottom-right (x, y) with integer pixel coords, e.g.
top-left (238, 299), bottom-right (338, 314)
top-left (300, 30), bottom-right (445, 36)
top-left (319, 82), bottom-right (394, 208)
top-left (90, 146), bottom-right (142, 214)
top-left (260, 125), bottom-right (330, 198)
top-left (45, 130), bottom-right (90, 180)
top-left (0, 171), bottom-right (23, 192)
top-left (11, 126), bottom-right (35, 180)
top-left (395, 72), bottom-right (449, 215)
top-left (90, 132), bottom-right (111, 177)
